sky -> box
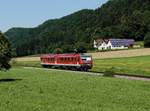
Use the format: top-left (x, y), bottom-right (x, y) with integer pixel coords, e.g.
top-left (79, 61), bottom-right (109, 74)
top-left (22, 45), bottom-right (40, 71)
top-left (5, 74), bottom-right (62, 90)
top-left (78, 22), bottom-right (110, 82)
top-left (0, 0), bottom-right (108, 32)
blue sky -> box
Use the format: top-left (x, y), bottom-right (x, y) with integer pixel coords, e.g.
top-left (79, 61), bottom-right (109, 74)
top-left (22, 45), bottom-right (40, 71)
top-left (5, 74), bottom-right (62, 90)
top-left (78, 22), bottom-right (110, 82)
top-left (0, 0), bottom-right (107, 32)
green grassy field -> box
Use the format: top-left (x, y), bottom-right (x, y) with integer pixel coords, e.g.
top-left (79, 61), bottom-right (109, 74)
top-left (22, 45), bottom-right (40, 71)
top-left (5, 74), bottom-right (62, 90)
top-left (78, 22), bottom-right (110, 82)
top-left (12, 60), bottom-right (41, 68)
top-left (0, 68), bottom-right (150, 111)
top-left (13, 55), bottom-right (150, 77)
top-left (92, 56), bottom-right (150, 77)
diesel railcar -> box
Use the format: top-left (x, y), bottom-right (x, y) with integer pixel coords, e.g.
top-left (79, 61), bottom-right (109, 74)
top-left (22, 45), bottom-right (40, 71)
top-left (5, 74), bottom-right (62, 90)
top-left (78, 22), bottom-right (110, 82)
top-left (40, 54), bottom-right (93, 71)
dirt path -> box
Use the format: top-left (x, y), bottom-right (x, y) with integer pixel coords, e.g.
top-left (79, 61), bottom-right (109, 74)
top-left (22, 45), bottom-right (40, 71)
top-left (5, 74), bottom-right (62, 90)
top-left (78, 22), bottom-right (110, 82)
top-left (89, 48), bottom-right (150, 59)
top-left (114, 75), bottom-right (150, 82)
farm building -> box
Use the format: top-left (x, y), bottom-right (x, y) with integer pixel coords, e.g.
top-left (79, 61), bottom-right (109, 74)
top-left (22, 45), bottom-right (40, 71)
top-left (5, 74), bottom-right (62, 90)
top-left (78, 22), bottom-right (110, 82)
top-left (94, 39), bottom-right (135, 50)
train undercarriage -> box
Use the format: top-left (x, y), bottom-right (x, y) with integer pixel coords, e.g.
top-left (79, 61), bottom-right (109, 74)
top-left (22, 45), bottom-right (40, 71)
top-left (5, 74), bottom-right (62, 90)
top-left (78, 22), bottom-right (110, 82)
top-left (42, 64), bottom-right (92, 72)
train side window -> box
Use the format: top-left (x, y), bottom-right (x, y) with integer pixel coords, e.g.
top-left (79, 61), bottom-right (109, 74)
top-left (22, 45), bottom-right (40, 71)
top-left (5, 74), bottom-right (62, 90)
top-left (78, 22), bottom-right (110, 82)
top-left (78, 57), bottom-right (80, 61)
top-left (68, 58), bottom-right (70, 61)
top-left (74, 58), bottom-right (76, 62)
top-left (64, 58), bottom-right (66, 61)
top-left (51, 58), bottom-right (53, 62)
top-left (74, 58), bottom-right (75, 62)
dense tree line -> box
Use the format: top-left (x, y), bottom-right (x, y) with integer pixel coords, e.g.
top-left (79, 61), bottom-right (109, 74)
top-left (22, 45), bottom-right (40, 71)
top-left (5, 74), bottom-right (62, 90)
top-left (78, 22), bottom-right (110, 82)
top-left (5, 0), bottom-right (150, 56)
top-left (0, 32), bottom-right (11, 70)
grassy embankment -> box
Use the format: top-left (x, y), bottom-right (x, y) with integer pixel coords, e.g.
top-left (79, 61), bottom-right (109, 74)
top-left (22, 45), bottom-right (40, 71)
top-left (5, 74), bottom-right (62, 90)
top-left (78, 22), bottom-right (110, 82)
top-left (13, 55), bottom-right (150, 77)
top-left (0, 68), bottom-right (150, 111)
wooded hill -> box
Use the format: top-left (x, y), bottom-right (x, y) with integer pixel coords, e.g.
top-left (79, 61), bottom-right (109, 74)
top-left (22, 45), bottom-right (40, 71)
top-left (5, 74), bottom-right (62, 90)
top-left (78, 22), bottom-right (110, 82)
top-left (5, 0), bottom-right (150, 56)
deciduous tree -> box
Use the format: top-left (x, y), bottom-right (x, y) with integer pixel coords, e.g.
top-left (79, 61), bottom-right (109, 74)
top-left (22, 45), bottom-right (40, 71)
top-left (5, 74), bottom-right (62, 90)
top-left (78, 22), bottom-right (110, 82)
top-left (0, 32), bottom-right (11, 70)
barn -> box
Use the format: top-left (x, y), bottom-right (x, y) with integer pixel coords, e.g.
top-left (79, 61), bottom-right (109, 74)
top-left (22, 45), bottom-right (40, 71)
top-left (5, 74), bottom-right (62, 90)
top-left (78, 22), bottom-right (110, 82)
top-left (94, 39), bottom-right (135, 50)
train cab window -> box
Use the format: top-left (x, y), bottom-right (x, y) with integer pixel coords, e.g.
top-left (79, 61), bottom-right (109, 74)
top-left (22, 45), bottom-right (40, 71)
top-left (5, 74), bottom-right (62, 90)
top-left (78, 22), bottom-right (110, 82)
top-left (81, 56), bottom-right (92, 61)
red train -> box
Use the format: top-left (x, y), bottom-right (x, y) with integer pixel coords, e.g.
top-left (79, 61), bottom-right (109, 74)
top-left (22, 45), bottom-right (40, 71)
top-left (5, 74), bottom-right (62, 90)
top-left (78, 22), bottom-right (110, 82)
top-left (40, 53), bottom-right (93, 71)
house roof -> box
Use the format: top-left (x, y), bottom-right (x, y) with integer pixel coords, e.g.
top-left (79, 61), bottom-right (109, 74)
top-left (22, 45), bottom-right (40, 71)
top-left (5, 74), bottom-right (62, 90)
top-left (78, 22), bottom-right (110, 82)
top-left (95, 39), bottom-right (103, 46)
top-left (95, 38), bottom-right (135, 47)
top-left (110, 39), bottom-right (135, 47)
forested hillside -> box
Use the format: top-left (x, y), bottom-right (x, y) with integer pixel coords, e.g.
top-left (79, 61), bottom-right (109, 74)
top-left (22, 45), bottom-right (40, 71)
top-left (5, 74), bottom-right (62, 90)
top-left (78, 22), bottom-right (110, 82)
top-left (5, 0), bottom-right (150, 56)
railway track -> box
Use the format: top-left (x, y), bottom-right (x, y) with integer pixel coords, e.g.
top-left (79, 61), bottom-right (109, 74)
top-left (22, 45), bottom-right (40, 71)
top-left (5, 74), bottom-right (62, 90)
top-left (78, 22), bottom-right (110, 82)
top-left (24, 67), bottom-right (150, 82)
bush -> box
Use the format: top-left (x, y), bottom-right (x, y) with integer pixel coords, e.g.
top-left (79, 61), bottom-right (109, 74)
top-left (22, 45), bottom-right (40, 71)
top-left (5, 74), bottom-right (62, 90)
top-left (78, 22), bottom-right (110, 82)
top-left (144, 32), bottom-right (150, 47)
top-left (103, 67), bottom-right (115, 77)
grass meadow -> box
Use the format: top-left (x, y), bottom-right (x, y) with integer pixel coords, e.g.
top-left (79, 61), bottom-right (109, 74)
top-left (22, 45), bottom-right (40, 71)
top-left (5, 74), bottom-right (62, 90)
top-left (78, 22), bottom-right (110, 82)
top-left (0, 68), bottom-right (150, 111)
top-left (13, 55), bottom-right (150, 77)
top-left (92, 56), bottom-right (150, 77)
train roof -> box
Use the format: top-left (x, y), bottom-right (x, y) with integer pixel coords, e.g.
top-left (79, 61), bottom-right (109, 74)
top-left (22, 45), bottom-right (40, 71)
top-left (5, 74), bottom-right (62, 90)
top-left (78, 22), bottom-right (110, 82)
top-left (41, 53), bottom-right (91, 58)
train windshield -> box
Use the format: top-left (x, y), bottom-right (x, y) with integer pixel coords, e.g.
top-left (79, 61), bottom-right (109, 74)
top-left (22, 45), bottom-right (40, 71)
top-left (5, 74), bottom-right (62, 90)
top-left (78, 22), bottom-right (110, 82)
top-left (81, 55), bottom-right (92, 61)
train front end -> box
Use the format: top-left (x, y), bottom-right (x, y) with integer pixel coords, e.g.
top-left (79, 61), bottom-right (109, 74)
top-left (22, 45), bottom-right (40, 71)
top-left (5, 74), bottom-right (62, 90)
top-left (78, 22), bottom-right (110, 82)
top-left (80, 54), bottom-right (93, 70)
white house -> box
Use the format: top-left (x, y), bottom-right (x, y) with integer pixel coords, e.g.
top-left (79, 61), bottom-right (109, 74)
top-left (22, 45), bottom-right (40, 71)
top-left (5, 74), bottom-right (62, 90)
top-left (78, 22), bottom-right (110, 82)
top-left (94, 39), bottom-right (135, 50)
